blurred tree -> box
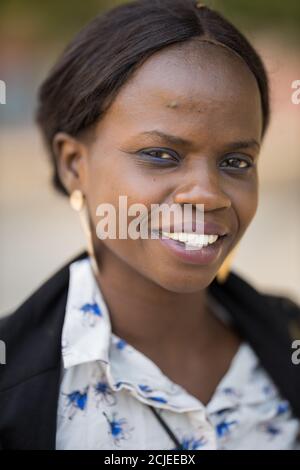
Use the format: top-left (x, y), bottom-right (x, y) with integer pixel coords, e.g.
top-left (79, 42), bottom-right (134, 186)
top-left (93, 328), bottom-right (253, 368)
top-left (214, 0), bottom-right (300, 35)
top-left (0, 0), bottom-right (299, 42)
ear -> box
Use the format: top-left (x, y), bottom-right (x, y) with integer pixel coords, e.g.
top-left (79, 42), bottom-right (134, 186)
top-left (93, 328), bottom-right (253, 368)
top-left (52, 132), bottom-right (88, 195)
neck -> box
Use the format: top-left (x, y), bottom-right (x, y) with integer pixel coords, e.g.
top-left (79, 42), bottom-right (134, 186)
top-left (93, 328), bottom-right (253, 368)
top-left (93, 247), bottom-right (226, 358)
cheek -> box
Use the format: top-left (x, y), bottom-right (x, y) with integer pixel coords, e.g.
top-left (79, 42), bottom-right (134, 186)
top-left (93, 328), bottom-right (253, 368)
top-left (85, 157), bottom-right (168, 236)
top-left (86, 150), bottom-right (170, 208)
top-left (226, 175), bottom-right (258, 236)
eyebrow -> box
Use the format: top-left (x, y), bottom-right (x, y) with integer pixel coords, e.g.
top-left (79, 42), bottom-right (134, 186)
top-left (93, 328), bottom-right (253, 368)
top-left (138, 130), bottom-right (191, 147)
top-left (225, 139), bottom-right (261, 151)
top-left (137, 130), bottom-right (260, 151)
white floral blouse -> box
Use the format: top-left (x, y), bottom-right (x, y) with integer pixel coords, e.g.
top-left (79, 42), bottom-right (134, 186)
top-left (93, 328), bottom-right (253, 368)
top-left (56, 258), bottom-right (300, 450)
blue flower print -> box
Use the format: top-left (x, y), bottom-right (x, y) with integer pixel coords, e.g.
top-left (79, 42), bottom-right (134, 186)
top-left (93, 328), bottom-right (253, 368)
top-left (63, 386), bottom-right (89, 419)
top-left (115, 339), bottom-right (127, 350)
top-left (148, 396), bottom-right (168, 404)
top-left (222, 387), bottom-right (242, 398)
top-left (114, 381), bottom-right (123, 389)
top-left (259, 422), bottom-right (282, 439)
top-left (94, 380), bottom-right (117, 407)
top-left (138, 384), bottom-right (168, 404)
top-left (215, 408), bottom-right (231, 416)
top-left (216, 420), bottom-right (238, 439)
top-left (173, 436), bottom-right (207, 450)
top-left (103, 411), bottom-right (134, 446)
top-left (262, 385), bottom-right (272, 395)
top-left (138, 384), bottom-right (153, 393)
top-left (276, 401), bottom-right (289, 416)
top-left (79, 302), bottom-right (102, 326)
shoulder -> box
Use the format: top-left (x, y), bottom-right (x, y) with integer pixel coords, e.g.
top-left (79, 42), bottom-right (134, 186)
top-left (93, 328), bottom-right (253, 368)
top-left (210, 270), bottom-right (300, 329)
top-left (211, 271), bottom-right (300, 419)
top-left (0, 251), bottom-right (88, 391)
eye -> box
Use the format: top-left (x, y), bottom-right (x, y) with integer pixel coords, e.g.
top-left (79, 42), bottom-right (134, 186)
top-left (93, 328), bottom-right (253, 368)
top-left (219, 154), bottom-right (254, 170)
top-left (138, 148), bottom-right (179, 165)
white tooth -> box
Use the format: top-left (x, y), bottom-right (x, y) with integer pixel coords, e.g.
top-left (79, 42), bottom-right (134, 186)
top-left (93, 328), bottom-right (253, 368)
top-left (168, 232), bottom-right (179, 241)
top-left (190, 234), bottom-right (199, 244)
top-left (162, 232), bottom-right (219, 245)
top-left (184, 234), bottom-right (219, 247)
top-left (185, 244), bottom-right (203, 250)
top-left (162, 232), bottom-right (180, 241)
top-left (186, 237), bottom-right (202, 247)
top-left (186, 235), bottom-right (199, 245)
top-left (209, 235), bottom-right (218, 244)
top-left (197, 235), bottom-right (206, 246)
top-left (178, 233), bottom-right (187, 242)
top-left (162, 231), bottom-right (170, 238)
top-left (186, 234), bottom-right (195, 244)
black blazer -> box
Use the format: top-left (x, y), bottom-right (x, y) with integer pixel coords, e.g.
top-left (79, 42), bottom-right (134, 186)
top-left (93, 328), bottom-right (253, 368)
top-left (0, 251), bottom-right (299, 450)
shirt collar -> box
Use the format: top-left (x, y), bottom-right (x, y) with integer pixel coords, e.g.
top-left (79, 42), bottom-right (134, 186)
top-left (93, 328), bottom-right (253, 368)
top-left (62, 257), bottom-right (111, 368)
top-left (206, 342), bottom-right (280, 414)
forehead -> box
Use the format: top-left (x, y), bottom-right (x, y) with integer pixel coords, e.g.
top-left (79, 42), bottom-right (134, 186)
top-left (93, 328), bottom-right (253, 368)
top-left (97, 41), bottom-right (262, 144)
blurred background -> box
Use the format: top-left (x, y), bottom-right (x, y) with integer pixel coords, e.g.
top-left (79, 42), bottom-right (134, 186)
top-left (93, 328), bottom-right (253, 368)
top-left (0, 0), bottom-right (299, 316)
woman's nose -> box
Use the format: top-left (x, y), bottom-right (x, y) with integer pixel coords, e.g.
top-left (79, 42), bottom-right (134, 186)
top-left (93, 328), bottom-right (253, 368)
top-left (172, 168), bottom-right (231, 212)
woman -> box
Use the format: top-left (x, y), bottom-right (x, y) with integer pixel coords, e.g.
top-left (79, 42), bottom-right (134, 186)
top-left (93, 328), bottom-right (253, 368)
top-left (0, 0), bottom-right (299, 450)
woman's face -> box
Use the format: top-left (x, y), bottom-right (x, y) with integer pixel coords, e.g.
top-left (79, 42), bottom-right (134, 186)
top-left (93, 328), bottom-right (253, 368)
top-left (59, 40), bottom-right (263, 293)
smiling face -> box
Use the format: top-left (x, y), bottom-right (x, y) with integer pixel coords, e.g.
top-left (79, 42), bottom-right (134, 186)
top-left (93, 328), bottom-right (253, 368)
top-left (57, 39), bottom-right (263, 293)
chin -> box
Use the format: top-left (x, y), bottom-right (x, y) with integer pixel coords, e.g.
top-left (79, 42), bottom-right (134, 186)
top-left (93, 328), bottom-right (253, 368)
top-left (151, 269), bottom-right (218, 294)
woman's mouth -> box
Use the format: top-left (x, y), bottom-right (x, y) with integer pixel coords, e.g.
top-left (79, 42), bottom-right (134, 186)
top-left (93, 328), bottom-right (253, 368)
top-left (152, 230), bottom-right (227, 265)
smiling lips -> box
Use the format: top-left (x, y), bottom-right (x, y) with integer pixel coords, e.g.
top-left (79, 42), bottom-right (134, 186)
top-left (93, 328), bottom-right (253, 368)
top-left (151, 221), bottom-right (229, 250)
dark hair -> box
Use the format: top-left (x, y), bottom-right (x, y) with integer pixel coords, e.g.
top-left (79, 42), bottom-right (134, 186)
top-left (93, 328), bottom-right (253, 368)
top-left (36, 0), bottom-right (270, 195)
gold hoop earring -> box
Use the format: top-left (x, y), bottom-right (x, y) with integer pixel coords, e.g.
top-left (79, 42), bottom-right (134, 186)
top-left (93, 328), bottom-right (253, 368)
top-left (216, 246), bottom-right (238, 283)
top-left (69, 190), bottom-right (99, 277)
